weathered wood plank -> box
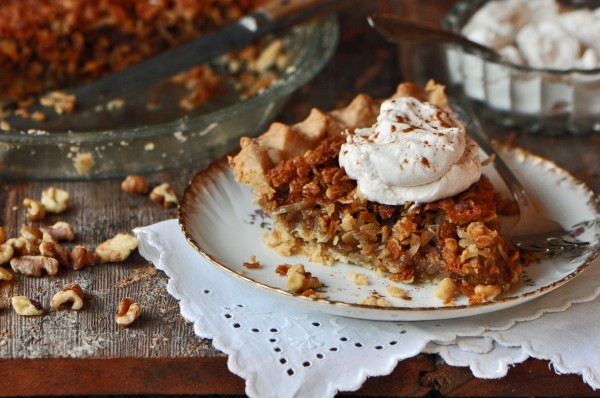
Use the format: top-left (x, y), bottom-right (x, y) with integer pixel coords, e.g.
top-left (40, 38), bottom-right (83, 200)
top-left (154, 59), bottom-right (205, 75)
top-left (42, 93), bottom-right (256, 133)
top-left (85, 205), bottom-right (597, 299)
top-left (0, 0), bottom-right (599, 396)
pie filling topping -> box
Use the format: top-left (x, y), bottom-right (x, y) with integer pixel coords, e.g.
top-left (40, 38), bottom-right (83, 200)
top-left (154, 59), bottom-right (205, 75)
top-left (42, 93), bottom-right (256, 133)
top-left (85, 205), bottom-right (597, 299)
top-left (230, 82), bottom-right (527, 305)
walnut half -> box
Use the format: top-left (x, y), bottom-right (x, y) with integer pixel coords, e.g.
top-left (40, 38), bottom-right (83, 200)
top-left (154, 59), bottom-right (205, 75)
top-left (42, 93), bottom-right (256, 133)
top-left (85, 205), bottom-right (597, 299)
top-left (115, 297), bottom-right (141, 327)
top-left (149, 183), bottom-right (178, 208)
top-left (12, 296), bottom-right (44, 316)
top-left (41, 187), bottom-right (69, 214)
top-left (23, 198), bottom-right (46, 221)
top-left (50, 284), bottom-right (85, 310)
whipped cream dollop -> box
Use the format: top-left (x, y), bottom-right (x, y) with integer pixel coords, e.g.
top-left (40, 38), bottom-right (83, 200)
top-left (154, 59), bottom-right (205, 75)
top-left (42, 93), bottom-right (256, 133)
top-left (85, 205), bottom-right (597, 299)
top-left (462, 0), bottom-right (600, 69)
top-left (338, 97), bottom-right (481, 205)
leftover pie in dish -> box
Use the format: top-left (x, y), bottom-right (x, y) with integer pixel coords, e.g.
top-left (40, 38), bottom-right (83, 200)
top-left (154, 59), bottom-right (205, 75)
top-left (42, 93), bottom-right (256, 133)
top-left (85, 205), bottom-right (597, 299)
top-left (0, 0), bottom-right (268, 102)
top-left (229, 81), bottom-right (528, 304)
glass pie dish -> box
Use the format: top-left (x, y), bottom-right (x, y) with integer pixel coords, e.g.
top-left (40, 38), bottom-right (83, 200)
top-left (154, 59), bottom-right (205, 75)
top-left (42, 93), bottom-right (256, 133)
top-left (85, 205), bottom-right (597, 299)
top-left (442, 0), bottom-right (600, 135)
top-left (0, 16), bottom-right (339, 180)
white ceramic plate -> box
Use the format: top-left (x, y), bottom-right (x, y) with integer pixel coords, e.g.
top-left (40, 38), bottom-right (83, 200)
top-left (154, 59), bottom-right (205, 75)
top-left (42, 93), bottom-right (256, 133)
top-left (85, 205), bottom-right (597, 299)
top-left (178, 147), bottom-right (600, 321)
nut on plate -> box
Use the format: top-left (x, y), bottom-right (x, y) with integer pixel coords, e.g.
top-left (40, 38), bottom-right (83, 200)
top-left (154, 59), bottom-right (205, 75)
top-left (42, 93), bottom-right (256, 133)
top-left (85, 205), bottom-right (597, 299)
top-left (149, 183), bottom-right (178, 208)
top-left (95, 233), bottom-right (138, 263)
top-left (286, 264), bottom-right (321, 293)
top-left (50, 283), bottom-right (85, 310)
top-left (12, 295), bottom-right (44, 316)
top-left (115, 297), bottom-right (141, 327)
top-left (41, 187), bottom-right (69, 214)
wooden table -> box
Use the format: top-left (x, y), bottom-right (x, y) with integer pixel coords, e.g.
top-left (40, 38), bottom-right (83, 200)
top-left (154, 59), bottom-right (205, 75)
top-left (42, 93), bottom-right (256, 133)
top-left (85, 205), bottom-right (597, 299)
top-left (1, 1), bottom-right (599, 396)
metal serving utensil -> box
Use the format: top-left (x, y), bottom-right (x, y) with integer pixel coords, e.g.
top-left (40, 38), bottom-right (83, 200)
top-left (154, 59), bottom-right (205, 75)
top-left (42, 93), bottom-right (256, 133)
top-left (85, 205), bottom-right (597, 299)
top-left (367, 13), bottom-right (502, 62)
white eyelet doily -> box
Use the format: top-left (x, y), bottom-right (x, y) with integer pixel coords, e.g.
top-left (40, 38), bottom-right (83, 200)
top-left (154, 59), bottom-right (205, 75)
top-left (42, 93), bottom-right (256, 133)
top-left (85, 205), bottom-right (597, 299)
top-left (135, 220), bottom-right (600, 398)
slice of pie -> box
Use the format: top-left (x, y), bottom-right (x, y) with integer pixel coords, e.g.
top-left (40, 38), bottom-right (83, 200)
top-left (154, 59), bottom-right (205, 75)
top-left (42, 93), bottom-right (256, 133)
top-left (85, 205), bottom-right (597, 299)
top-left (229, 81), bottom-right (527, 305)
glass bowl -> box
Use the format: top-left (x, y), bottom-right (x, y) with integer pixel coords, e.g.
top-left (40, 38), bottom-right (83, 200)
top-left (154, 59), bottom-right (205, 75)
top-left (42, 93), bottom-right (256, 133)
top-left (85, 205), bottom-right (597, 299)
top-left (0, 16), bottom-right (339, 180)
top-left (442, 0), bottom-right (600, 135)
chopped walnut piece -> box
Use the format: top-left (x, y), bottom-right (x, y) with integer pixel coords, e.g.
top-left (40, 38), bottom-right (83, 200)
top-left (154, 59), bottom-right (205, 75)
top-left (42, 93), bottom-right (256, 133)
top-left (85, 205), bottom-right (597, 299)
top-left (12, 296), bottom-right (44, 316)
top-left (10, 255), bottom-right (59, 277)
top-left (20, 225), bottom-right (43, 242)
top-left (149, 183), bottom-right (178, 208)
top-left (286, 264), bottom-right (320, 293)
top-left (472, 284), bottom-right (501, 303)
top-left (39, 234), bottom-right (70, 266)
top-left (23, 198), bottom-right (46, 221)
top-left (0, 226), bottom-right (6, 244)
top-left (39, 221), bottom-right (75, 242)
top-left (434, 277), bottom-right (457, 303)
top-left (0, 243), bottom-right (15, 265)
top-left (7, 237), bottom-right (40, 256)
top-left (0, 267), bottom-right (13, 281)
top-left (121, 175), bottom-right (149, 194)
top-left (70, 246), bottom-right (95, 270)
top-left (40, 91), bottom-right (76, 114)
top-left (50, 284), bottom-right (85, 310)
top-left (95, 233), bottom-right (138, 263)
top-left (115, 297), bottom-right (141, 327)
top-left (41, 187), bottom-right (69, 214)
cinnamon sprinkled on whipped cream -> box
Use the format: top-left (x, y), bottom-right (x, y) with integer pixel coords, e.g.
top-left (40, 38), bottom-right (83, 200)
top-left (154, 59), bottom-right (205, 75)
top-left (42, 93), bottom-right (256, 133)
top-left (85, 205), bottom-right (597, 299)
top-left (339, 96), bottom-right (481, 205)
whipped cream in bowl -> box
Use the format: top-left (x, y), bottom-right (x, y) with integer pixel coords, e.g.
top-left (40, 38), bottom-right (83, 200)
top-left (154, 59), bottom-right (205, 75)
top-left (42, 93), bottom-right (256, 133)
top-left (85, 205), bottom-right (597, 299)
top-left (442, 0), bottom-right (600, 134)
top-left (339, 96), bottom-right (482, 205)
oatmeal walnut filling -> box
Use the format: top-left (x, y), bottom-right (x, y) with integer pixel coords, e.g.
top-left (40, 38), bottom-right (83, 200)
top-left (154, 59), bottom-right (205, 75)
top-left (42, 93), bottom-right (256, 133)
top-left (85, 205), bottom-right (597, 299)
top-left (230, 82), bottom-right (527, 304)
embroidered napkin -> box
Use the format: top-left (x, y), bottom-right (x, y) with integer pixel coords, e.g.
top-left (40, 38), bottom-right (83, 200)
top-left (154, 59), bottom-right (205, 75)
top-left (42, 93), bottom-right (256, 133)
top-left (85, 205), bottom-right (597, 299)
top-left (135, 219), bottom-right (600, 398)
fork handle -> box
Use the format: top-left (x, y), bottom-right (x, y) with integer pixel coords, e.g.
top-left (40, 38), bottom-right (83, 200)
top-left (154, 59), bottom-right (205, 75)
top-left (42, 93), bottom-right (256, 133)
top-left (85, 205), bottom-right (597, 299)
top-left (450, 99), bottom-right (535, 211)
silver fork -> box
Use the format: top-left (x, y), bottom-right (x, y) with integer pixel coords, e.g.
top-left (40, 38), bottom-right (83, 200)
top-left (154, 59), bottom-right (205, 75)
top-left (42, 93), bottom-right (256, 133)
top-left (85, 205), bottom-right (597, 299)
top-left (455, 102), bottom-right (590, 254)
